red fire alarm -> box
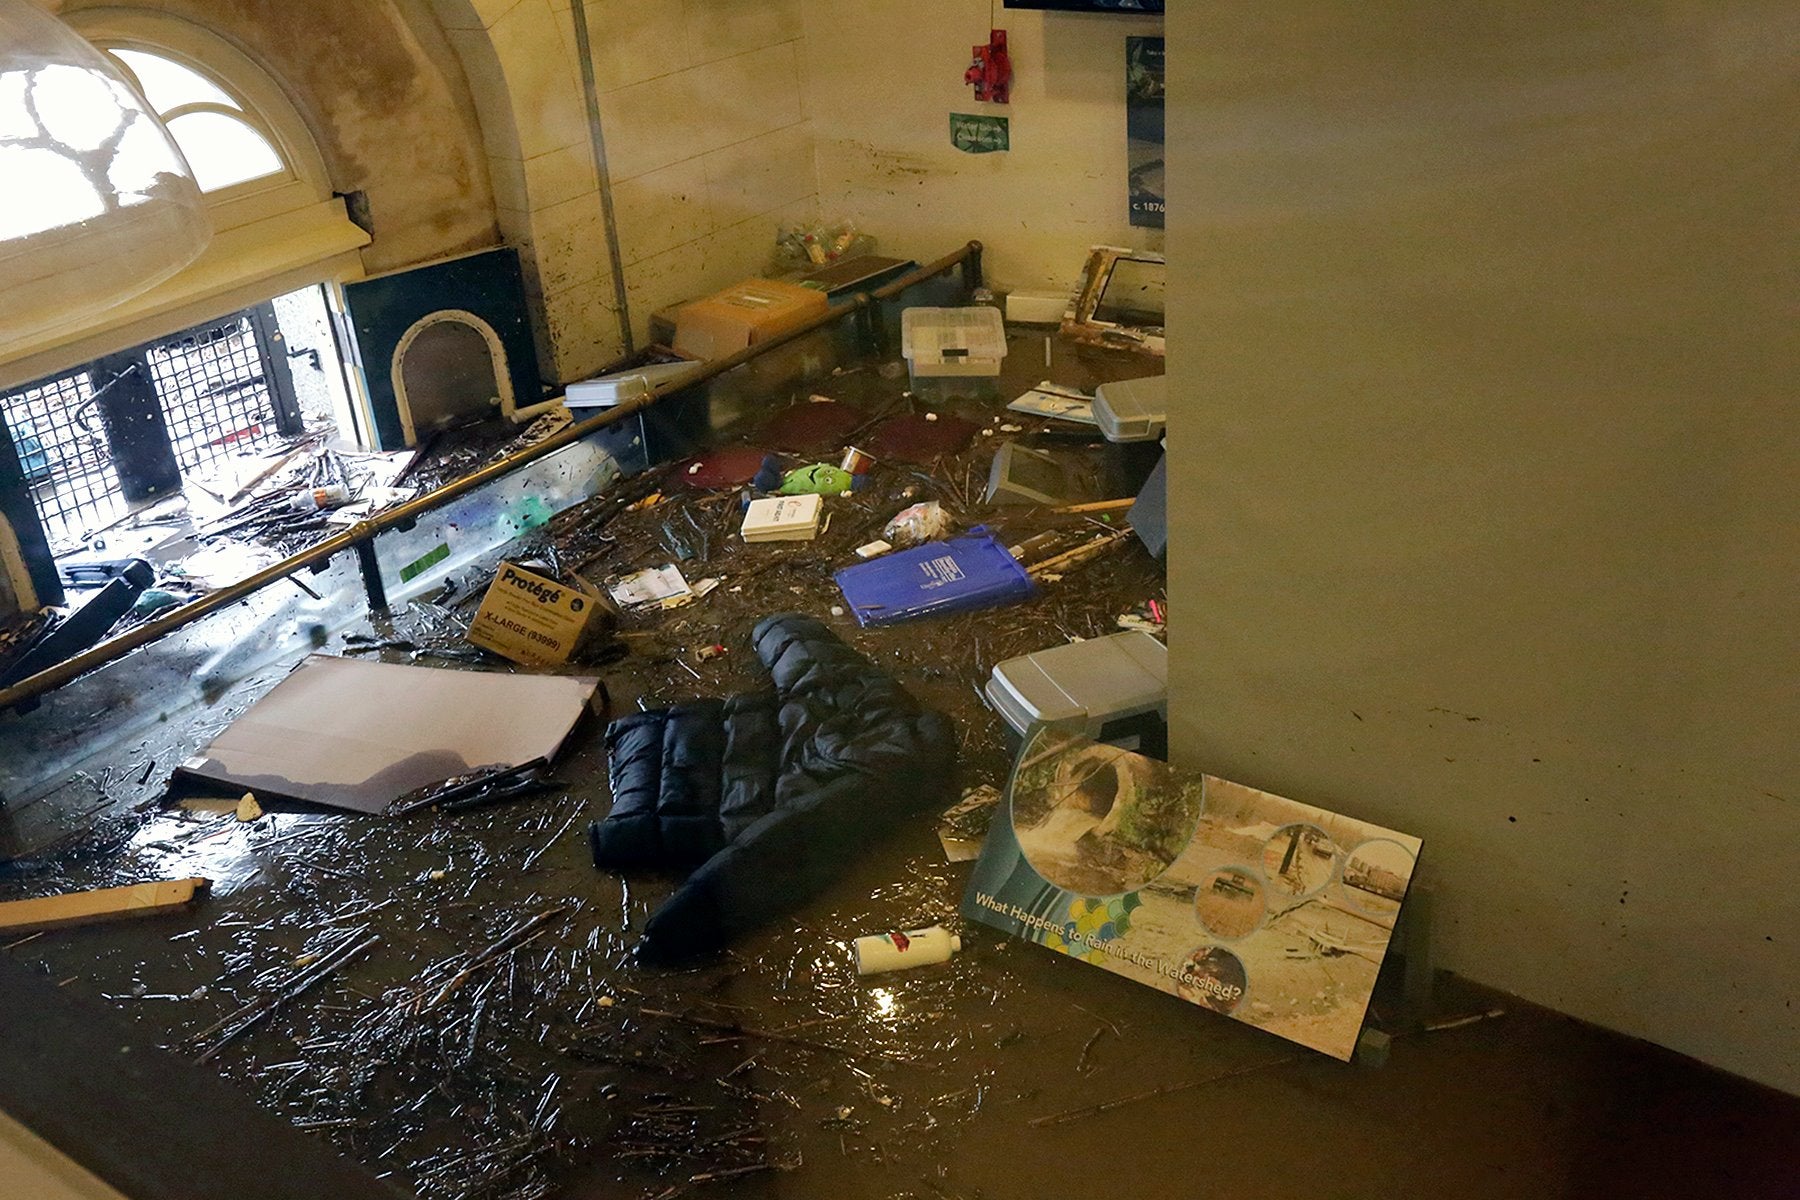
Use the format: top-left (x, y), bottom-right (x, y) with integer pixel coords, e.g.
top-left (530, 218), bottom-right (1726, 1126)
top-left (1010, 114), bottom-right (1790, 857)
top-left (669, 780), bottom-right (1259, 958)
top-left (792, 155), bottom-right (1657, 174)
top-left (966, 29), bottom-right (1012, 104)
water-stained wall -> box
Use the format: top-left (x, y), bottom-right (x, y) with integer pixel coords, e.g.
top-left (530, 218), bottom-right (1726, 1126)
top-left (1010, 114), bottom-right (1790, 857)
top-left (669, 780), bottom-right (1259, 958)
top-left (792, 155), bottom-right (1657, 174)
top-left (801, 1), bottom-right (1164, 294)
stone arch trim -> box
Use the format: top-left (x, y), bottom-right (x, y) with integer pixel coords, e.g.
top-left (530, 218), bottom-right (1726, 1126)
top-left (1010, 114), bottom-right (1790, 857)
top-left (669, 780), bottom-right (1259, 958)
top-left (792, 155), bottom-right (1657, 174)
top-left (388, 309), bottom-right (513, 444)
top-left (426, 0), bottom-right (621, 384)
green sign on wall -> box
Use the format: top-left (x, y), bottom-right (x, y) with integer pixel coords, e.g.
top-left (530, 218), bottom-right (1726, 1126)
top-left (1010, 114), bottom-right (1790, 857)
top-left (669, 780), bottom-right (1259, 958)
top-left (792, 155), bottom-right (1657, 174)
top-left (951, 112), bottom-right (1010, 154)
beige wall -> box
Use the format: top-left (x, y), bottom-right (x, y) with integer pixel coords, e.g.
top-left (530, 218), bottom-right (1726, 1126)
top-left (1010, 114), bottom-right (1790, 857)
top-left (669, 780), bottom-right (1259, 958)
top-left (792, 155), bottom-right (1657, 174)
top-left (802, 1), bottom-right (1162, 292)
top-left (1166, 3), bottom-right (1800, 1092)
top-left (590, 0), bottom-right (820, 349)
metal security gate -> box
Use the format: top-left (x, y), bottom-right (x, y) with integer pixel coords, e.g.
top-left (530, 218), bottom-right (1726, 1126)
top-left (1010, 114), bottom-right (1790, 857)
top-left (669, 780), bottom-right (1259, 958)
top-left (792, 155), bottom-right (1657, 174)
top-left (0, 305), bottom-right (302, 547)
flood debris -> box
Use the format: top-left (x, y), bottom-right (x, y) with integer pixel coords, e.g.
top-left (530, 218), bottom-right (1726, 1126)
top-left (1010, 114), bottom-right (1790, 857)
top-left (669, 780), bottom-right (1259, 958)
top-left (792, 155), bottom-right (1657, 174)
top-left (425, 905), bottom-right (572, 1011)
top-left (466, 561), bottom-right (616, 668)
top-left (0, 314), bottom-right (1178, 1200)
top-left (851, 925), bottom-right (961, 976)
top-left (1424, 1006), bottom-right (1507, 1033)
top-left (387, 759), bottom-right (563, 818)
top-left (1026, 528), bottom-right (1133, 581)
top-left (193, 927), bottom-right (380, 1063)
top-left (937, 785), bottom-right (1002, 863)
top-left (835, 530), bottom-right (1036, 626)
top-left (174, 655), bottom-right (600, 814)
top-left (606, 564), bottom-right (694, 610)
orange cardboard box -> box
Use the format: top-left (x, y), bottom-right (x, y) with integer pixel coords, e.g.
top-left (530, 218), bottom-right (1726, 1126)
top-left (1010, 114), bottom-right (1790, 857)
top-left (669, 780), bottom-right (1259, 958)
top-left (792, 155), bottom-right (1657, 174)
top-left (672, 278), bottom-right (829, 362)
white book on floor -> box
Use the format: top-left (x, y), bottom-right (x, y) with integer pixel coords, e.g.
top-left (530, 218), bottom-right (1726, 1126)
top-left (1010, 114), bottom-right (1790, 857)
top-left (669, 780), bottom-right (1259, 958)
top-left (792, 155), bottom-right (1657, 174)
top-left (741, 493), bottom-right (823, 542)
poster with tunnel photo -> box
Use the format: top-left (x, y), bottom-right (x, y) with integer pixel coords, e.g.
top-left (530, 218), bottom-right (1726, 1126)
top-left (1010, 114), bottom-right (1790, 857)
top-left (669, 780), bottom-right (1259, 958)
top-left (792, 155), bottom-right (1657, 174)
top-left (1126, 36), bottom-right (1165, 228)
top-left (963, 730), bottom-right (1421, 1060)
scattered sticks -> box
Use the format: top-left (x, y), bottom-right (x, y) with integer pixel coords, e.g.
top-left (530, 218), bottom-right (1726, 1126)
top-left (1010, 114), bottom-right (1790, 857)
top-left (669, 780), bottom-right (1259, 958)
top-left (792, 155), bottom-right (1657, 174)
top-left (521, 811), bottom-right (580, 873)
top-left (426, 905), bottom-right (572, 1011)
top-left (1028, 529), bottom-right (1133, 580)
top-left (193, 930), bottom-right (380, 1063)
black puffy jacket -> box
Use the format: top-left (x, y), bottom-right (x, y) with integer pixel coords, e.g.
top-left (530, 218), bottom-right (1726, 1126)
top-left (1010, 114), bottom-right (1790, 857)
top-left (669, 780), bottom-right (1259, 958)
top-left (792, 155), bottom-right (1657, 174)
top-left (589, 614), bottom-right (958, 961)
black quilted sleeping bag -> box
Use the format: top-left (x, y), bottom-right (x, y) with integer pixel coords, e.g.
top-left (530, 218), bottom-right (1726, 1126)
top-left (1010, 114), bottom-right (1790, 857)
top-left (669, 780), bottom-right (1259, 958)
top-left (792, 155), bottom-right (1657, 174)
top-left (589, 614), bottom-right (958, 961)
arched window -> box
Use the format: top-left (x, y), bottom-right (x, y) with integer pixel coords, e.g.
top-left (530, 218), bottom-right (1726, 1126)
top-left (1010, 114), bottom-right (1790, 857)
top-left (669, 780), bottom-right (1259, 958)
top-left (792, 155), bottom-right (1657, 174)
top-left (107, 47), bottom-right (283, 192)
top-left (68, 12), bottom-right (333, 232)
top-left (0, 10), bottom-right (368, 393)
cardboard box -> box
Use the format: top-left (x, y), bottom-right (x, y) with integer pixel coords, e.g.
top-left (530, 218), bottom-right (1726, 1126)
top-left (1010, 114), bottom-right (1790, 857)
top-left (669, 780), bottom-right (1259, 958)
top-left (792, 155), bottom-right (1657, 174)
top-left (673, 279), bottom-right (829, 362)
top-left (466, 562), bottom-right (612, 666)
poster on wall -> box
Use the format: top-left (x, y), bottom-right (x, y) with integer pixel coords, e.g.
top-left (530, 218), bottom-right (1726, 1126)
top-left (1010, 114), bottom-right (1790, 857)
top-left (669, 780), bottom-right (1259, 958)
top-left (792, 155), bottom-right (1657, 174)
top-left (1126, 36), bottom-right (1165, 228)
top-left (963, 729), bottom-right (1421, 1060)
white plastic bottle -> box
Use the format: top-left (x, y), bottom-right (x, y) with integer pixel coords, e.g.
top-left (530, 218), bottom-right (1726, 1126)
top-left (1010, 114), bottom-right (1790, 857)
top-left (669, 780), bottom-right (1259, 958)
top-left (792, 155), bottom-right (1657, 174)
top-left (853, 925), bottom-right (961, 976)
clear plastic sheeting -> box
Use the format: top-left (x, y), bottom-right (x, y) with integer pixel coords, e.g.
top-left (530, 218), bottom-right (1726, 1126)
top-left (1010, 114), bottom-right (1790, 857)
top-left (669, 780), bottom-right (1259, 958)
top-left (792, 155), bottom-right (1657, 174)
top-left (373, 428), bottom-right (633, 605)
top-left (0, 0), bottom-right (209, 350)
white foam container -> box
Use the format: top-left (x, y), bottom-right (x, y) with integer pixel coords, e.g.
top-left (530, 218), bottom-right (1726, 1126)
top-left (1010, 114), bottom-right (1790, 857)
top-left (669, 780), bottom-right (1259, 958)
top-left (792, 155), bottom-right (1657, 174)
top-left (1093, 374), bottom-right (1167, 442)
top-left (564, 361), bottom-right (701, 409)
top-left (985, 630), bottom-right (1168, 743)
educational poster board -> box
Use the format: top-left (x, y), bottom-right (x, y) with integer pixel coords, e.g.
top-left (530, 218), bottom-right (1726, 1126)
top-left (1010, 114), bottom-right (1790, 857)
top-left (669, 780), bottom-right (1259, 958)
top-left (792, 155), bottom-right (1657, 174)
top-left (963, 729), bottom-right (1420, 1060)
top-left (1126, 37), bottom-right (1165, 228)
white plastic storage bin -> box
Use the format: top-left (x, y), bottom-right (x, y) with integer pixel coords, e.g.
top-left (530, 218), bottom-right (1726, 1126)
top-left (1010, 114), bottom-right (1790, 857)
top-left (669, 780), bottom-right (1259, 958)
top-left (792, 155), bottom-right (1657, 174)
top-left (1093, 374), bottom-right (1167, 442)
top-left (985, 630), bottom-right (1168, 754)
top-left (901, 306), bottom-right (1007, 397)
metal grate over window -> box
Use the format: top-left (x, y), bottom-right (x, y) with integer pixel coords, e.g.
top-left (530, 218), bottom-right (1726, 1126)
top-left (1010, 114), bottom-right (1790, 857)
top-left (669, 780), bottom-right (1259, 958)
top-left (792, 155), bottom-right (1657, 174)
top-left (1, 306), bottom-right (300, 548)
top-left (0, 370), bottom-right (117, 546)
top-left (148, 316), bottom-right (280, 475)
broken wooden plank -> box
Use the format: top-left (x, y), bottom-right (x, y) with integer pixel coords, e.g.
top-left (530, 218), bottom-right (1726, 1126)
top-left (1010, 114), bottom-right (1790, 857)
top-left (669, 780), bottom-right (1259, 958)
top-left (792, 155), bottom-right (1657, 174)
top-left (1054, 497), bottom-right (1136, 514)
top-left (1028, 529), bottom-right (1134, 578)
top-left (0, 878), bottom-right (210, 935)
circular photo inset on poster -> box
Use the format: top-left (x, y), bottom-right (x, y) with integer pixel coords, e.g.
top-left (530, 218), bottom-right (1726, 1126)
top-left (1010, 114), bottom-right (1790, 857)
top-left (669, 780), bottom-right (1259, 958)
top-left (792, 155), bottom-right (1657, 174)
top-left (1010, 732), bottom-right (1203, 896)
top-left (1340, 837), bottom-right (1417, 919)
top-left (1194, 867), bottom-right (1266, 940)
top-left (1176, 946), bottom-right (1248, 1014)
top-left (1260, 823), bottom-right (1338, 897)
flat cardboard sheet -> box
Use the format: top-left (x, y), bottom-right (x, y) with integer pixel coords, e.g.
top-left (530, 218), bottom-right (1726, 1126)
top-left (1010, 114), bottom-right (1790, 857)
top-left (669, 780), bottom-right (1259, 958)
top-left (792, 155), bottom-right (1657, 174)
top-left (175, 656), bottom-right (599, 814)
top-left (965, 729), bottom-right (1420, 1061)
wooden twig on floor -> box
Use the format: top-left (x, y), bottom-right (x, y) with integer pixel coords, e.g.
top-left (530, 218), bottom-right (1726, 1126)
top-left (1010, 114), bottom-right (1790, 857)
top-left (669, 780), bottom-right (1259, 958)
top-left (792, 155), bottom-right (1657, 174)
top-left (1054, 498), bottom-right (1135, 514)
top-left (521, 811), bottom-right (580, 872)
top-left (1026, 1053), bottom-right (1304, 1127)
top-left (635, 1007), bottom-right (912, 1065)
top-left (195, 931), bottom-right (380, 1063)
top-left (1028, 529), bottom-right (1133, 579)
top-left (426, 905), bottom-right (571, 1010)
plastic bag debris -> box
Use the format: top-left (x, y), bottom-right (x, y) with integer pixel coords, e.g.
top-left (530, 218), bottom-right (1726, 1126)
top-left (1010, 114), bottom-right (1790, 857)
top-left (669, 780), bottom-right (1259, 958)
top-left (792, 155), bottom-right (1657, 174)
top-left (882, 501), bottom-right (953, 548)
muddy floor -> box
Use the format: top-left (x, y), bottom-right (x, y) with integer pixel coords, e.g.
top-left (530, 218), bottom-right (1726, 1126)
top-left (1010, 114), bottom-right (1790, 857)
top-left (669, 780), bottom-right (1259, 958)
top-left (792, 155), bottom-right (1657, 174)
top-left (2, 340), bottom-right (1796, 1200)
